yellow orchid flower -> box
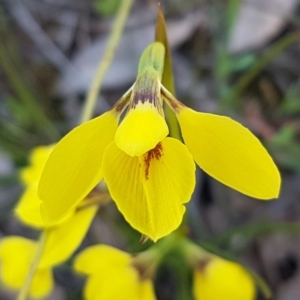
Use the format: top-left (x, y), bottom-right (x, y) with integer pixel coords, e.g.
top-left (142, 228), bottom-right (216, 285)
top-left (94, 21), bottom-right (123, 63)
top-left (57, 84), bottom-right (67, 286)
top-left (0, 205), bottom-right (97, 298)
top-left (193, 257), bottom-right (256, 300)
top-left (74, 245), bottom-right (156, 300)
top-left (182, 239), bottom-right (256, 300)
top-left (38, 42), bottom-right (280, 241)
top-left (11, 146), bottom-right (105, 298)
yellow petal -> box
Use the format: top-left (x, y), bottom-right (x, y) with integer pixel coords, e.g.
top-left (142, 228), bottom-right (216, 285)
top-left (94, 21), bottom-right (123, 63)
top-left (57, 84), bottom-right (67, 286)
top-left (193, 257), bottom-right (255, 300)
top-left (0, 236), bottom-right (54, 298)
top-left (84, 270), bottom-right (140, 300)
top-left (84, 270), bottom-right (155, 300)
top-left (14, 186), bottom-right (73, 229)
top-left (75, 245), bottom-right (139, 300)
top-left (177, 107), bottom-right (281, 199)
top-left (30, 268), bottom-right (54, 299)
top-left (38, 110), bottom-right (118, 224)
top-left (115, 101), bottom-right (168, 156)
top-left (14, 187), bottom-right (45, 228)
top-left (75, 245), bottom-right (156, 300)
top-left (74, 245), bottom-right (131, 275)
top-left (39, 205), bottom-right (98, 268)
top-left (20, 145), bottom-right (53, 186)
top-left (139, 280), bottom-right (156, 300)
top-left (103, 138), bottom-right (195, 241)
top-left (0, 237), bottom-right (36, 291)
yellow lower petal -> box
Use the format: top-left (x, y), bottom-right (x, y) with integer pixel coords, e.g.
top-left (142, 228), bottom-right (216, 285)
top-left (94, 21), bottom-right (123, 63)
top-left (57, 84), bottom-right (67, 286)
top-left (20, 145), bottom-right (53, 186)
top-left (0, 237), bottom-right (36, 291)
top-left (16, 144), bottom-right (72, 228)
top-left (30, 268), bottom-right (54, 299)
top-left (177, 107), bottom-right (281, 199)
top-left (85, 269), bottom-right (140, 300)
top-left (75, 245), bottom-right (156, 300)
top-left (102, 138), bottom-right (195, 241)
top-left (39, 205), bottom-right (98, 269)
top-left (74, 245), bottom-right (131, 275)
top-left (0, 236), bottom-right (54, 298)
top-left (14, 187), bottom-right (45, 228)
top-left (15, 186), bottom-right (73, 229)
top-left (38, 110), bottom-right (118, 224)
top-left (139, 280), bottom-right (156, 300)
top-left (193, 257), bottom-right (255, 300)
top-left (115, 101), bottom-right (168, 156)
top-left (85, 274), bottom-right (156, 300)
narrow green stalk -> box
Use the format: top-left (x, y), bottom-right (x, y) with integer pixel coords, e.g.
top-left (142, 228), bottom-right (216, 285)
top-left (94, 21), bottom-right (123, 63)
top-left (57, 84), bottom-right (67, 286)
top-left (155, 6), bottom-right (181, 140)
top-left (247, 269), bottom-right (273, 300)
top-left (80, 0), bottom-right (133, 124)
top-left (133, 233), bottom-right (181, 279)
top-left (77, 193), bottom-right (111, 209)
top-left (155, 234), bottom-right (195, 300)
top-left (17, 231), bottom-right (48, 300)
top-left (180, 238), bottom-right (212, 265)
top-left (227, 0), bottom-right (242, 33)
top-left (154, 232), bottom-right (181, 258)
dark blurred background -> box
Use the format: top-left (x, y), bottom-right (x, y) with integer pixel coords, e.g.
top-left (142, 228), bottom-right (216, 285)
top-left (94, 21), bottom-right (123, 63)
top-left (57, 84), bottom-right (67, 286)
top-left (1, 0), bottom-right (300, 299)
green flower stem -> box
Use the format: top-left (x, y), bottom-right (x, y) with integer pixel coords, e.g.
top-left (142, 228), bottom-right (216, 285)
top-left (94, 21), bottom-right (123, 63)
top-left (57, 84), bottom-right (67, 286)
top-left (77, 193), bottom-right (111, 209)
top-left (179, 238), bottom-right (213, 266)
top-left (17, 230), bottom-right (48, 300)
top-left (135, 234), bottom-right (208, 276)
top-left (165, 105), bottom-right (181, 140)
top-left (247, 268), bottom-right (273, 300)
top-left (152, 234), bottom-right (195, 300)
top-left (155, 6), bottom-right (181, 140)
top-left (139, 234), bottom-right (209, 269)
top-left (154, 232), bottom-right (182, 258)
top-left (80, 0), bottom-right (133, 124)
top-left (133, 233), bottom-right (182, 278)
top-left (182, 238), bottom-right (273, 299)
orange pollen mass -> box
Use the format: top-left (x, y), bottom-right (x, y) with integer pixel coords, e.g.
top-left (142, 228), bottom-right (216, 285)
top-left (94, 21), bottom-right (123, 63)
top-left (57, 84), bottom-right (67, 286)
top-left (144, 142), bottom-right (163, 180)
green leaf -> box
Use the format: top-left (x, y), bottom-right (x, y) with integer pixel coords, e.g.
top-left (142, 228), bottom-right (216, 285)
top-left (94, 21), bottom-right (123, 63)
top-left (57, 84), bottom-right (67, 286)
top-left (94, 0), bottom-right (121, 16)
top-left (155, 6), bottom-right (181, 140)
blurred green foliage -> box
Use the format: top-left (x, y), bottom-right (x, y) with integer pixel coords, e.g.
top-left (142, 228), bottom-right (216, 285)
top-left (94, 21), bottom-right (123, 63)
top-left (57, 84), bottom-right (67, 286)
top-left (94, 0), bottom-right (121, 16)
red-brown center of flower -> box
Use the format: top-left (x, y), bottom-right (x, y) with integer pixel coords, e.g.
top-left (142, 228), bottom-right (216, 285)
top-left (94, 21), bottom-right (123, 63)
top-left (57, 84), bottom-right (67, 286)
top-left (144, 142), bottom-right (163, 180)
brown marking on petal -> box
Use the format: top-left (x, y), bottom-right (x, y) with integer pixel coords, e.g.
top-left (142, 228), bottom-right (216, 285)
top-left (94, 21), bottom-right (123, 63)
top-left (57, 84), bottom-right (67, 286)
top-left (132, 260), bottom-right (154, 281)
top-left (161, 85), bottom-right (185, 113)
top-left (139, 234), bottom-right (149, 244)
top-left (133, 73), bottom-right (159, 106)
top-left (113, 99), bottom-right (129, 113)
top-left (112, 88), bottom-right (132, 113)
top-left (130, 70), bottom-right (163, 114)
top-left (196, 257), bottom-right (212, 272)
top-left (131, 253), bottom-right (157, 280)
top-left (144, 142), bottom-right (163, 180)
